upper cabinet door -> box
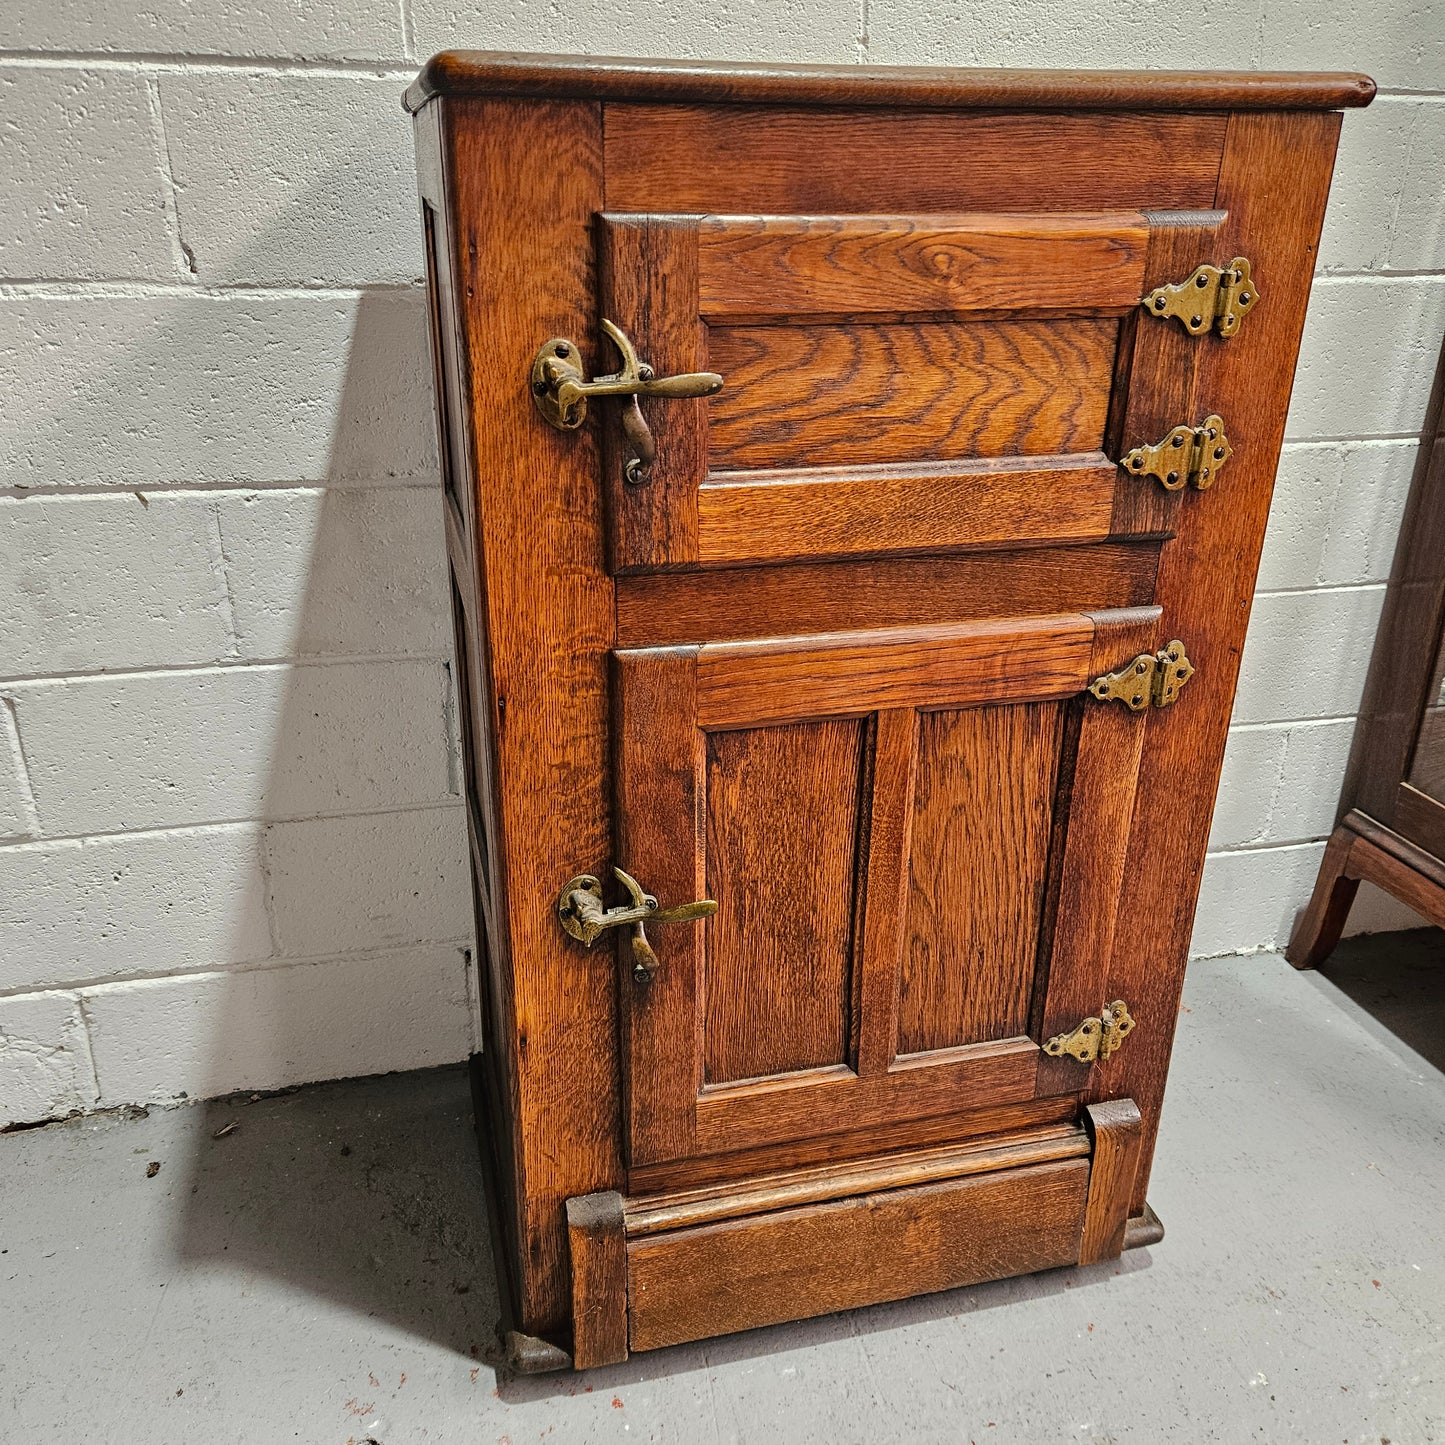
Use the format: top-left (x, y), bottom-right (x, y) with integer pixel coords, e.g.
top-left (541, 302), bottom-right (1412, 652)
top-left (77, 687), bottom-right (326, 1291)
top-left (599, 209), bottom-right (1227, 573)
top-left (615, 605), bottom-right (1161, 1168)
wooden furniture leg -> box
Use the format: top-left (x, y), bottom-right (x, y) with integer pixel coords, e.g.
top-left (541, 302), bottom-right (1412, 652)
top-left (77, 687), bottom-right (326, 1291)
top-left (566, 1191), bottom-right (629, 1369)
top-left (1286, 821), bottom-right (1364, 970)
top-left (1080, 1099), bottom-right (1144, 1264)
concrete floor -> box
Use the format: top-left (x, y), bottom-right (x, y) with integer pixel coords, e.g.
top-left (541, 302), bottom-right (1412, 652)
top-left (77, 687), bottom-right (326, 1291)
top-left (5, 939), bottom-right (1445, 1444)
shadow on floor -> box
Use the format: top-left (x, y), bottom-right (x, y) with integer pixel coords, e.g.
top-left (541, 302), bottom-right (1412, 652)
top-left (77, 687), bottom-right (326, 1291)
top-left (1316, 926), bottom-right (1445, 1071)
top-left (178, 1064), bottom-right (501, 1360)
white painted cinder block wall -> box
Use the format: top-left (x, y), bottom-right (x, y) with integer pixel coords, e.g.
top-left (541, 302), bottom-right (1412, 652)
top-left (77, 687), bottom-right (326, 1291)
top-left (1, 3), bottom-right (1442, 1127)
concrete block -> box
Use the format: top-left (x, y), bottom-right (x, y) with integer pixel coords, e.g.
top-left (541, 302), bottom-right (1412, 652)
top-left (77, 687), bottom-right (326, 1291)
top-left (0, 826), bottom-right (272, 993)
top-left (1209, 726), bottom-right (1288, 851)
top-left (0, 991), bottom-right (97, 1128)
top-left (266, 806), bottom-right (470, 958)
top-left (1317, 100), bottom-right (1418, 276)
top-left (1191, 843), bottom-right (1328, 958)
top-left (82, 946), bottom-right (471, 1107)
top-left (863, 0), bottom-right (1249, 67)
top-left (0, 0), bottom-right (405, 62)
top-left (10, 659), bottom-right (454, 835)
top-left (0, 493), bottom-right (232, 677)
top-left (0, 68), bottom-right (178, 282)
top-left (1264, 719), bottom-right (1358, 845)
top-left (1232, 586), bottom-right (1386, 726)
top-left (0, 702), bottom-right (36, 841)
top-left (409, 0), bottom-right (860, 66)
top-left (0, 291), bottom-right (436, 489)
top-left (217, 488), bottom-right (449, 660)
top-left (160, 73), bottom-right (422, 287)
top-left (1259, 441), bottom-right (1417, 593)
top-left (1193, 840), bottom-right (1425, 959)
top-left (1389, 100), bottom-right (1445, 274)
top-left (1256, 0), bottom-right (1445, 94)
top-left (1288, 277), bottom-right (1445, 442)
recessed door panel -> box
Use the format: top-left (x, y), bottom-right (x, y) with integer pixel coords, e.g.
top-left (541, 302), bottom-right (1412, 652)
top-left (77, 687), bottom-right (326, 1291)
top-left (703, 719), bottom-right (866, 1085)
top-left (900, 701), bottom-right (1065, 1055)
top-left (615, 607), bottom-right (1161, 1167)
top-left (599, 209), bottom-right (1225, 573)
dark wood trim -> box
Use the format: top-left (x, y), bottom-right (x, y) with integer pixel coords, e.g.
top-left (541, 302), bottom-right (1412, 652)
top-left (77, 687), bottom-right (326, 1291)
top-left (1079, 1098), bottom-right (1144, 1265)
top-left (405, 52), bottom-right (1374, 115)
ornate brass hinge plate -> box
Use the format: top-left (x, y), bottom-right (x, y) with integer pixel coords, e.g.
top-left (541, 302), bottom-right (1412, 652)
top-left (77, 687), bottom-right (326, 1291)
top-left (1089, 640), bottom-right (1195, 712)
top-left (1142, 257), bottom-right (1259, 337)
top-left (1044, 1000), bottom-right (1136, 1063)
top-left (1121, 415), bottom-right (1231, 492)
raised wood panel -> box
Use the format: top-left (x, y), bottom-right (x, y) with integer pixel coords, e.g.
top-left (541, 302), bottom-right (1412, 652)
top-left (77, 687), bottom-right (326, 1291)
top-left (614, 542), bottom-right (1161, 647)
top-left (900, 702), bottom-right (1065, 1055)
top-left (605, 106), bottom-right (1230, 214)
top-left (704, 319), bottom-right (1119, 471)
top-left (696, 213), bottom-right (1149, 318)
top-left (696, 456), bottom-right (1118, 567)
top-left (625, 1156), bottom-right (1090, 1351)
top-left (696, 614), bottom-right (1096, 729)
top-left (694, 1041), bottom-right (1041, 1154)
top-left (703, 720), bottom-right (866, 1084)
top-left (624, 1122), bottom-right (1090, 1235)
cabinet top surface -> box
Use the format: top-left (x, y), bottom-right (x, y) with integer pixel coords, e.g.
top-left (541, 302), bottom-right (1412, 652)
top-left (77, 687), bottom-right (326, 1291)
top-left (403, 50), bottom-right (1374, 116)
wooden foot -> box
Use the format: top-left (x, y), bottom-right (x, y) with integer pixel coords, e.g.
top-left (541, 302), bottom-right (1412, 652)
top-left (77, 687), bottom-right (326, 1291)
top-left (1080, 1098), bottom-right (1144, 1265)
top-left (566, 1191), bottom-right (628, 1369)
top-left (1287, 810), bottom-right (1445, 970)
top-left (1285, 821), bottom-right (1362, 970)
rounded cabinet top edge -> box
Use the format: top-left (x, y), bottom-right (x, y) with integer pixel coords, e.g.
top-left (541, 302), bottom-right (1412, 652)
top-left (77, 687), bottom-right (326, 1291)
top-left (402, 50), bottom-right (1375, 117)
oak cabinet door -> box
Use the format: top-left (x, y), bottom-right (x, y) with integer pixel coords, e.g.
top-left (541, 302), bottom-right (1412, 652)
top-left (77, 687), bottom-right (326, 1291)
top-left (599, 209), bottom-right (1225, 573)
top-left (615, 606), bottom-right (1159, 1167)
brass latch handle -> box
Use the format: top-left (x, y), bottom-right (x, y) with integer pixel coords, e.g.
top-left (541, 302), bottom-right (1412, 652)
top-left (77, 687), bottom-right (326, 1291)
top-left (557, 866), bottom-right (717, 984)
top-left (530, 319), bottom-right (723, 485)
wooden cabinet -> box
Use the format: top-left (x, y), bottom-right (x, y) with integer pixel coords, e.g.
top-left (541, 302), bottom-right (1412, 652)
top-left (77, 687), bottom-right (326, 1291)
top-left (405, 53), bottom-right (1372, 1369)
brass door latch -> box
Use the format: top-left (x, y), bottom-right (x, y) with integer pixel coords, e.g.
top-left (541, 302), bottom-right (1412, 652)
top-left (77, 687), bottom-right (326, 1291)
top-left (1089, 640), bottom-right (1195, 711)
top-left (531, 319), bottom-right (723, 484)
top-left (557, 866), bottom-right (717, 984)
top-left (1121, 415), bottom-right (1231, 491)
top-left (1044, 1000), bottom-right (1136, 1063)
top-left (1142, 257), bottom-right (1258, 338)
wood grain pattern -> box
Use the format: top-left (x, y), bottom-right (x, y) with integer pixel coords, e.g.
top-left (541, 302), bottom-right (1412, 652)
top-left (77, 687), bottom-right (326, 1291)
top-left (694, 1041), bottom-right (1040, 1154)
top-left (613, 647), bottom-right (706, 1166)
top-left (1106, 210), bottom-right (1226, 538)
top-left (1395, 782), bottom-right (1445, 862)
top-left (624, 1123), bottom-right (1090, 1235)
top-left (626, 1158), bottom-right (1090, 1352)
top-left (407, 53), bottom-right (1374, 114)
top-left (615, 542), bottom-right (1161, 648)
top-left (696, 456), bottom-right (1119, 567)
top-left (1079, 1098), bottom-right (1144, 1265)
top-left (704, 319), bottom-right (1118, 471)
top-left (599, 215), bottom-right (706, 571)
top-left (696, 614), bottom-right (1096, 729)
top-left (1034, 608), bottom-right (1157, 1098)
top-left (856, 708), bottom-right (920, 1077)
top-left (625, 1094), bottom-right (1080, 1196)
top-left (607, 108), bottom-right (1232, 216)
top-left (1101, 111), bottom-right (1346, 1218)
top-left (566, 1191), bottom-right (629, 1368)
top-left (899, 702), bottom-right (1064, 1054)
top-left (703, 720), bottom-right (866, 1084)
top-left (697, 214), bottom-right (1148, 319)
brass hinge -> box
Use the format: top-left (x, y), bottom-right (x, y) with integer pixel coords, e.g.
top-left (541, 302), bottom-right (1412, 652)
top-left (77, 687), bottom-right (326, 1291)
top-left (1044, 1000), bottom-right (1136, 1063)
top-left (1121, 415), bottom-right (1231, 491)
top-left (1089, 640), bottom-right (1194, 712)
top-left (1142, 257), bottom-right (1259, 338)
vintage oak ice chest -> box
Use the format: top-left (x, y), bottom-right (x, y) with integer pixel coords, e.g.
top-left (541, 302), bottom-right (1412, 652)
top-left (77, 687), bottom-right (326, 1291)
top-left (404, 53), bottom-right (1373, 1369)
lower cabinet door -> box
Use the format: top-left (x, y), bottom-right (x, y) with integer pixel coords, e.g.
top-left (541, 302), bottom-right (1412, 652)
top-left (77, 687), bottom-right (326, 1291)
top-left (614, 605), bottom-right (1160, 1168)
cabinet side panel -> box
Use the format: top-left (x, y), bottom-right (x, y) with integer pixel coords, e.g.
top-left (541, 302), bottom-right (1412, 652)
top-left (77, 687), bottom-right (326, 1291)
top-left (1101, 111), bottom-right (1344, 1214)
top-left (446, 95), bottom-right (620, 1337)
